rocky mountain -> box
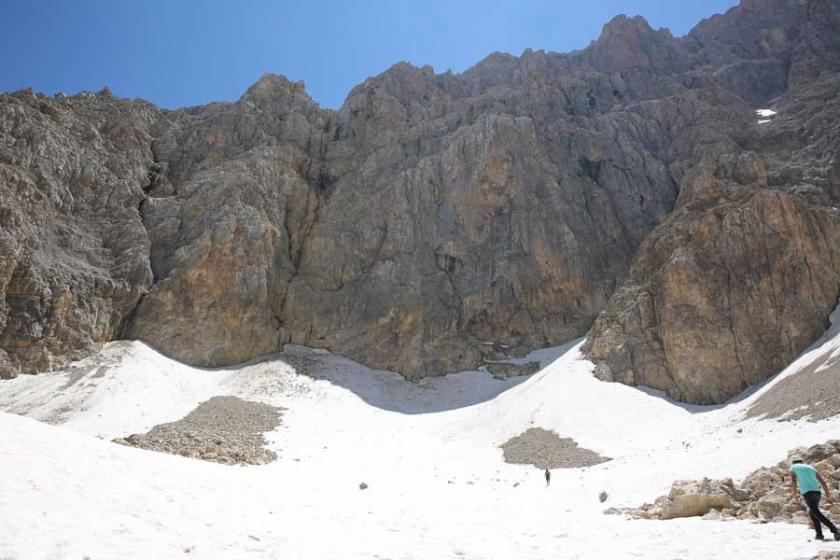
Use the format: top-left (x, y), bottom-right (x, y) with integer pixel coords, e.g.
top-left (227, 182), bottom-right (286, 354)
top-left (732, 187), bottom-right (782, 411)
top-left (1, 0), bottom-right (839, 404)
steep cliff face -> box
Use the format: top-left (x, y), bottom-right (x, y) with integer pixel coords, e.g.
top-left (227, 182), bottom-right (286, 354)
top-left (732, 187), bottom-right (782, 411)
top-left (123, 75), bottom-right (328, 367)
top-left (280, 57), bottom-right (683, 377)
top-left (0, 90), bottom-right (158, 376)
top-left (583, 0), bottom-right (840, 403)
top-left (1, 0), bottom-right (839, 403)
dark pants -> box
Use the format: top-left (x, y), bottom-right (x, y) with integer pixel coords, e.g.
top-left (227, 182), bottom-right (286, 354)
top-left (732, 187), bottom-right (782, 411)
top-left (803, 491), bottom-right (838, 537)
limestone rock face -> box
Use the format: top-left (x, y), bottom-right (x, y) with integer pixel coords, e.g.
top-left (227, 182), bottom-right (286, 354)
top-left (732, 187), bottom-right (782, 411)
top-left (123, 75), bottom-right (328, 367)
top-left (583, 0), bottom-right (840, 403)
top-left (2, 0), bottom-right (840, 402)
top-left (280, 60), bottom-right (681, 376)
top-left (585, 189), bottom-right (840, 403)
top-left (0, 90), bottom-right (158, 376)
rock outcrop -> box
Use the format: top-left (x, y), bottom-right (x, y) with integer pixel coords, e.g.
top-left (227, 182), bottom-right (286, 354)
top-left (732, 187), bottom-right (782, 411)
top-left (0, 90), bottom-right (159, 376)
top-left (608, 440), bottom-right (840, 523)
top-left (583, 0), bottom-right (840, 403)
top-left (124, 75), bottom-right (327, 367)
top-left (2, 0), bottom-right (840, 403)
top-left (585, 187), bottom-right (840, 403)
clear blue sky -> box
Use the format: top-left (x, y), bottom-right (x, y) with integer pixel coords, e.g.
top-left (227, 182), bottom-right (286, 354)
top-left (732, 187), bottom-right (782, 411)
top-left (1, 0), bottom-right (739, 110)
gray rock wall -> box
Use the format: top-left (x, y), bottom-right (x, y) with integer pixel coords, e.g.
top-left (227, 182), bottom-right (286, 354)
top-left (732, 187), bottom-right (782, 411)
top-left (0, 91), bottom-right (158, 375)
top-left (2, 0), bottom-right (840, 404)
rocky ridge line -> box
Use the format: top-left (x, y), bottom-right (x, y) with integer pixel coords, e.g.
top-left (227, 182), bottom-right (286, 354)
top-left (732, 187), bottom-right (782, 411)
top-left (2, 0), bottom-right (840, 405)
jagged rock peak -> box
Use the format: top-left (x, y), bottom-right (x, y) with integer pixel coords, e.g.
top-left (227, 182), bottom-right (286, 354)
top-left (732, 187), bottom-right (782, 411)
top-left (386, 60), bottom-right (436, 76)
top-left (340, 60), bottom-right (452, 120)
top-left (582, 13), bottom-right (688, 71)
top-left (481, 51), bottom-right (518, 65)
top-left (347, 61), bottom-right (438, 95)
top-left (239, 72), bottom-right (314, 106)
top-left (462, 51), bottom-right (520, 78)
top-left (598, 14), bottom-right (658, 40)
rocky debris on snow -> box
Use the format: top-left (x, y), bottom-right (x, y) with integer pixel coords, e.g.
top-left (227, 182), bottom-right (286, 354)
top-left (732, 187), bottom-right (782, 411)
top-left (2, 1), bottom-right (840, 408)
top-left (501, 428), bottom-right (611, 469)
top-left (359, 482), bottom-right (368, 490)
top-left (640, 479), bottom-right (739, 520)
top-left (599, 491), bottom-right (609, 503)
top-left (483, 361), bottom-right (541, 379)
top-left (0, 352), bottom-right (16, 379)
top-left (747, 352), bottom-right (840, 422)
top-left (802, 552), bottom-right (840, 560)
top-left (607, 441), bottom-right (840, 522)
top-left (114, 396), bottom-right (282, 465)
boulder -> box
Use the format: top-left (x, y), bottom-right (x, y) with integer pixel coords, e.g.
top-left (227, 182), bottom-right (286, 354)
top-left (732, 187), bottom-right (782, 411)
top-left (617, 440), bottom-right (840, 524)
top-left (484, 361), bottom-right (541, 379)
top-left (660, 479), bottom-right (734, 519)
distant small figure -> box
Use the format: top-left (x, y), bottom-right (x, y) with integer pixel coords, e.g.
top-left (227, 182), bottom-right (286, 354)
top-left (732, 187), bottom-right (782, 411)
top-left (790, 458), bottom-right (839, 541)
top-left (544, 468), bottom-right (551, 487)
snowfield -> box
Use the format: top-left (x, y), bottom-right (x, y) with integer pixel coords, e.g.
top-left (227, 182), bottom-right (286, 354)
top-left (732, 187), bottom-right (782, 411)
top-left (3, 308), bottom-right (840, 559)
top-left (756, 108), bottom-right (778, 123)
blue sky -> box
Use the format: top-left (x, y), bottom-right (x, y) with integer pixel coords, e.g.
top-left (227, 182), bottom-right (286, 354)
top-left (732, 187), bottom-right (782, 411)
top-left (1, 0), bottom-right (739, 110)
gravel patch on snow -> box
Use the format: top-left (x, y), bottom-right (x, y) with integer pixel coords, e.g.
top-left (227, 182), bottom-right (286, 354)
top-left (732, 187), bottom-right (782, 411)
top-left (115, 396), bottom-right (283, 465)
top-left (803, 552), bottom-right (840, 560)
top-left (747, 353), bottom-right (840, 422)
top-left (500, 427), bottom-right (610, 469)
top-left (483, 361), bottom-right (541, 379)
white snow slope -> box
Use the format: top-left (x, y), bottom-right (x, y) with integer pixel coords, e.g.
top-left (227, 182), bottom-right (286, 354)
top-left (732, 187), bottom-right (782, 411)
top-left (2, 307), bottom-right (840, 560)
top-left (756, 108), bottom-right (778, 124)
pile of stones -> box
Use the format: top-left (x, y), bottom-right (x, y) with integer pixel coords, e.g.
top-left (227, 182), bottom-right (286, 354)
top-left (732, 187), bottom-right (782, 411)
top-left (114, 396), bottom-right (283, 466)
top-left (607, 441), bottom-right (840, 523)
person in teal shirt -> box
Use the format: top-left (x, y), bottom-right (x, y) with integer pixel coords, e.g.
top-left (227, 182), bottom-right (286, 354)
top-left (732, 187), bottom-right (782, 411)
top-left (790, 458), bottom-right (839, 541)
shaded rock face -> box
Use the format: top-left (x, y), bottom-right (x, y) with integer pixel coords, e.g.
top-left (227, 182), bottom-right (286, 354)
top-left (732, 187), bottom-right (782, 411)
top-left (484, 361), bottom-right (541, 379)
top-left (2, 0), bottom-right (840, 403)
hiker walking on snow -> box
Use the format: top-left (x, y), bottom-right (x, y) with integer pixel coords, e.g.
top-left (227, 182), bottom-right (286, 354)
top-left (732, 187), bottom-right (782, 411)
top-left (545, 468), bottom-right (551, 487)
top-left (790, 458), bottom-right (840, 541)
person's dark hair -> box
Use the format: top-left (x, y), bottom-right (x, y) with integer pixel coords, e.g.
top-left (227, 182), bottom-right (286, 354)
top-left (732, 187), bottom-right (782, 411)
top-left (792, 459), bottom-right (803, 464)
